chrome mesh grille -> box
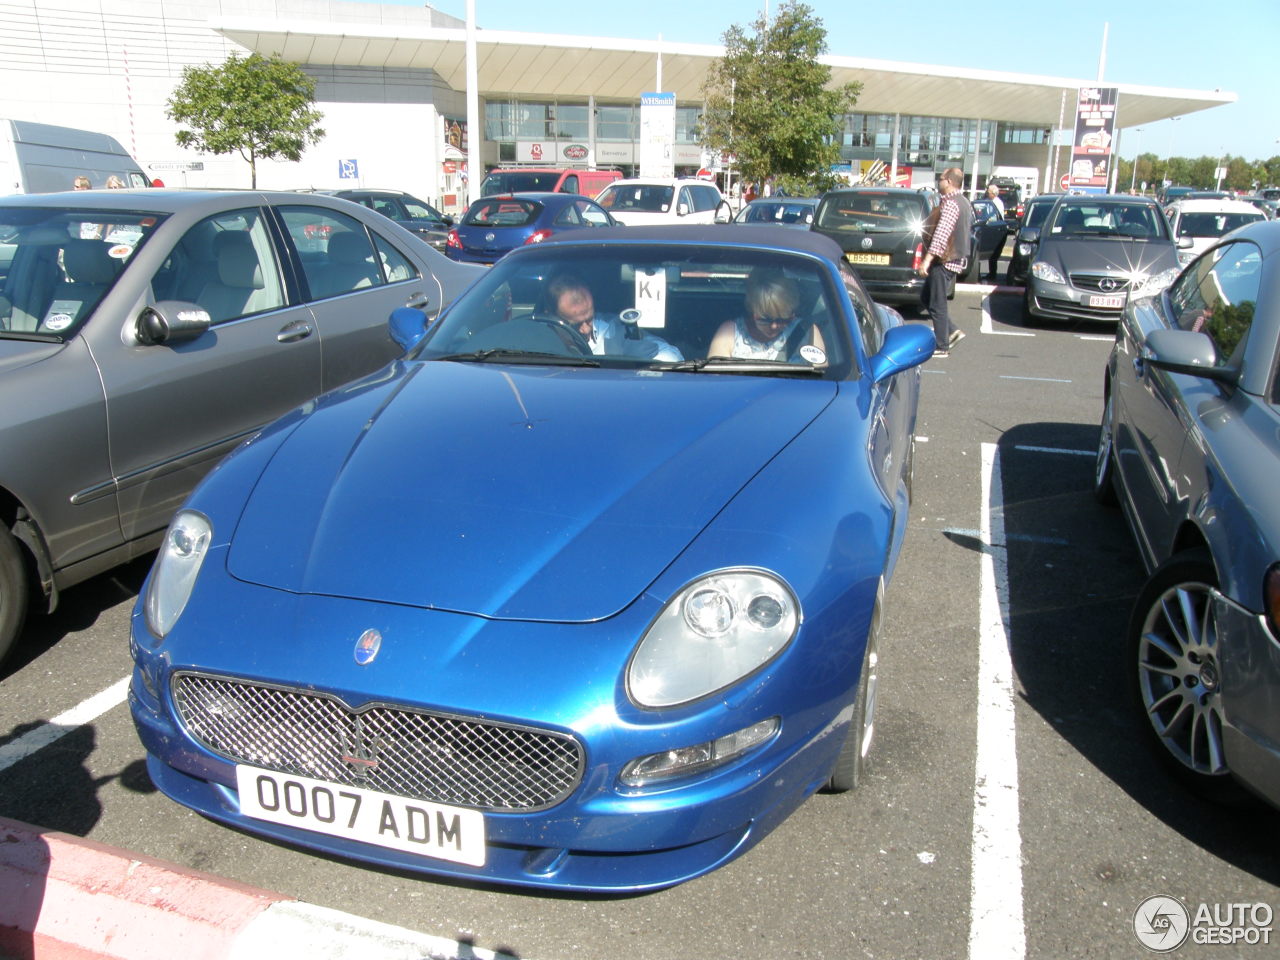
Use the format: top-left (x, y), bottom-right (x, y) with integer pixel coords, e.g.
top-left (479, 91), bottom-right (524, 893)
top-left (1070, 274), bottom-right (1131, 293)
top-left (172, 673), bottom-right (583, 811)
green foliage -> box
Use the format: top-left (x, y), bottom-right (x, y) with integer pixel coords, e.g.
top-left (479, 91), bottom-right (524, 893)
top-left (1115, 150), bottom-right (1280, 195)
top-left (167, 52), bottom-right (325, 187)
top-left (701, 2), bottom-right (859, 187)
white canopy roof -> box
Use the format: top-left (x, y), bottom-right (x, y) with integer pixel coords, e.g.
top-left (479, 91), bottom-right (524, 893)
top-left (209, 19), bottom-right (1234, 129)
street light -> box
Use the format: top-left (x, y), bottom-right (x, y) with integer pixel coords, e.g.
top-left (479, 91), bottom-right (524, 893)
top-left (1164, 116), bottom-right (1182, 185)
top-left (1129, 127), bottom-right (1144, 193)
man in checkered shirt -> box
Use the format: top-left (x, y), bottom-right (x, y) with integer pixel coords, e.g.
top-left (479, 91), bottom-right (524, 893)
top-left (917, 167), bottom-right (973, 356)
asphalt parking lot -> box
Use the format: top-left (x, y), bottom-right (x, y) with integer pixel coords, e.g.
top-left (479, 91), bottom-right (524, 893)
top-left (2, 279), bottom-right (1278, 960)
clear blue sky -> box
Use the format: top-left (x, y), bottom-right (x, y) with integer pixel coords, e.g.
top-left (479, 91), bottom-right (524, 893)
top-left (398, 0), bottom-right (1277, 163)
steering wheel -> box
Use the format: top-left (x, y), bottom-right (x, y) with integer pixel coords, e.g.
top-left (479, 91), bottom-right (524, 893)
top-left (527, 313), bottom-right (593, 356)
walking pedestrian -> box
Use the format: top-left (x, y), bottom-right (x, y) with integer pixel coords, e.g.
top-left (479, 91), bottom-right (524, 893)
top-left (917, 168), bottom-right (973, 357)
top-left (984, 183), bottom-right (1006, 282)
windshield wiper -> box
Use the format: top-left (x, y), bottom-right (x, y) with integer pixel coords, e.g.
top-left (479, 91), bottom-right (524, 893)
top-left (433, 348), bottom-right (600, 367)
top-left (657, 356), bottom-right (824, 375)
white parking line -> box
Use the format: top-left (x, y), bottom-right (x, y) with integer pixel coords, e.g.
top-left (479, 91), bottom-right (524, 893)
top-left (969, 442), bottom-right (1025, 960)
top-left (980, 295), bottom-right (1035, 337)
top-left (1012, 445), bottom-right (1093, 457)
top-left (1000, 375), bottom-right (1072, 383)
top-left (0, 675), bottom-right (130, 773)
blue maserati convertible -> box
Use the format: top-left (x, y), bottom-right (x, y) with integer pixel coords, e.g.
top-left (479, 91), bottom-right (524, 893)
top-left (129, 226), bottom-right (935, 892)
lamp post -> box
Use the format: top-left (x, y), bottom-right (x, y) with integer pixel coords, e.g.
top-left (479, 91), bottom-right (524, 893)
top-left (1129, 127), bottom-right (1144, 194)
top-left (1164, 116), bottom-right (1181, 186)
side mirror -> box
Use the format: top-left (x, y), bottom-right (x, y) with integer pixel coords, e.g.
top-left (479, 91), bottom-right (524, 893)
top-left (867, 322), bottom-right (935, 382)
top-left (1177, 236), bottom-right (1195, 249)
top-left (389, 306), bottom-right (429, 351)
top-left (1144, 327), bottom-right (1238, 384)
top-left (136, 301), bottom-right (211, 345)
top-left (442, 215), bottom-right (455, 228)
top-left (1018, 227), bottom-right (1040, 244)
top-left (677, 203), bottom-right (691, 217)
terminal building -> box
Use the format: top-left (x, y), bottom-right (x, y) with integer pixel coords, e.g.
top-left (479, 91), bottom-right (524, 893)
top-left (1, 0), bottom-right (1236, 212)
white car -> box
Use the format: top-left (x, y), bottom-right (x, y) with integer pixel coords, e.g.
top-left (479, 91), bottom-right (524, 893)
top-left (595, 177), bottom-right (733, 226)
top-left (1164, 197), bottom-right (1266, 266)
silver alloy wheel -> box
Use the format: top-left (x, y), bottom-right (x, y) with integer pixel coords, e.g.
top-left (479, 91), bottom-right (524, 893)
top-left (1093, 391), bottom-right (1118, 505)
top-left (1135, 578), bottom-right (1227, 776)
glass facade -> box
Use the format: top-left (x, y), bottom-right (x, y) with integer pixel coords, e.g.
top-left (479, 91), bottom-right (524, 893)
top-left (484, 99), bottom-right (702, 145)
top-left (838, 113), bottom-right (996, 167)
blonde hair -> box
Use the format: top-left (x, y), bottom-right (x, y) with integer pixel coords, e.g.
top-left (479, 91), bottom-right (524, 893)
top-left (745, 268), bottom-right (799, 320)
top-left (106, 175), bottom-right (125, 188)
top-left (72, 175), bottom-right (91, 189)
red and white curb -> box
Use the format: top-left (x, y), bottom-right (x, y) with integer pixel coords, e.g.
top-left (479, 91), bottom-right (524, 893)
top-left (0, 816), bottom-right (520, 960)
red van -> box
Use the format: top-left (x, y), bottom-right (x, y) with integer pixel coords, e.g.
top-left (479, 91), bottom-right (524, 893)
top-left (478, 167), bottom-right (622, 200)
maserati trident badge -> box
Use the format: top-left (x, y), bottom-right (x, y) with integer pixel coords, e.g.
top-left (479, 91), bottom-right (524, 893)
top-left (354, 628), bottom-right (382, 666)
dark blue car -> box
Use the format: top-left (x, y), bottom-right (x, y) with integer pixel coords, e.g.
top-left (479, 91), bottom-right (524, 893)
top-left (445, 192), bottom-right (617, 264)
top-left (129, 226), bottom-right (935, 893)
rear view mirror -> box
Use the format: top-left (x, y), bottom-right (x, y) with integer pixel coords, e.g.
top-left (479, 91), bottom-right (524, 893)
top-left (389, 306), bottom-right (429, 351)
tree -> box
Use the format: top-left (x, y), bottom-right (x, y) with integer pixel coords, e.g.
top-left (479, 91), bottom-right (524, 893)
top-left (701, 2), bottom-right (860, 193)
top-left (167, 52), bottom-right (325, 188)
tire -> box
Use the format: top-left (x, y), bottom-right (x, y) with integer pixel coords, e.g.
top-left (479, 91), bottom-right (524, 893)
top-left (1020, 285), bottom-right (1034, 324)
top-left (824, 621), bottom-right (879, 793)
top-left (1093, 390), bottom-right (1119, 506)
top-left (1128, 551), bottom-right (1243, 803)
top-left (0, 525), bottom-right (29, 668)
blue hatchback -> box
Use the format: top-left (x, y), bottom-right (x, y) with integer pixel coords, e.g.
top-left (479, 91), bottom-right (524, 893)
top-left (445, 192), bottom-right (618, 264)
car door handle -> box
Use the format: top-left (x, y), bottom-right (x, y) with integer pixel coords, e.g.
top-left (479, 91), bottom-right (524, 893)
top-left (277, 319), bottom-right (315, 343)
top-left (405, 292), bottom-right (431, 311)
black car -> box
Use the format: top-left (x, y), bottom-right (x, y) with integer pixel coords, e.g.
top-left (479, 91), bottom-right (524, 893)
top-left (1005, 193), bottom-right (1062, 286)
top-left (985, 177), bottom-right (1023, 227)
top-left (299, 188), bottom-right (454, 251)
top-left (811, 188), bottom-right (933, 305)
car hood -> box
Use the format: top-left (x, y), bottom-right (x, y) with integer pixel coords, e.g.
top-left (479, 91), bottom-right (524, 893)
top-left (227, 361), bottom-right (835, 622)
top-left (0, 338), bottom-right (66, 374)
top-left (608, 211), bottom-right (680, 226)
top-left (1042, 237), bottom-right (1177, 276)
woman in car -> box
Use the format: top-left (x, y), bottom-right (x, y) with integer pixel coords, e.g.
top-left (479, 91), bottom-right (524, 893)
top-left (707, 267), bottom-right (826, 362)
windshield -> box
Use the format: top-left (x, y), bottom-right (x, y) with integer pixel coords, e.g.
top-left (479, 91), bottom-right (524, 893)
top-left (596, 184), bottom-right (675, 214)
top-left (1176, 211), bottom-right (1264, 239)
top-left (419, 245), bottom-right (854, 379)
top-left (1048, 202), bottom-right (1167, 240)
top-left (814, 193), bottom-right (928, 234)
top-left (479, 171), bottom-right (564, 195)
top-left (0, 207), bottom-right (165, 339)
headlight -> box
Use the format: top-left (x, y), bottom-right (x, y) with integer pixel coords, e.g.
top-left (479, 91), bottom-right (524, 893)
top-left (627, 569), bottom-right (799, 708)
top-left (619, 717), bottom-right (780, 786)
top-left (144, 510), bottom-right (211, 638)
top-left (1017, 242), bottom-right (1036, 257)
top-left (1130, 267), bottom-right (1180, 299)
top-left (1030, 261), bottom-right (1065, 284)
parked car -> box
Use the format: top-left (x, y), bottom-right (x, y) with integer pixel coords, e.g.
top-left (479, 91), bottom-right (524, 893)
top-left (1094, 219), bottom-right (1280, 810)
top-left (1005, 193), bottom-right (1062, 286)
top-left (1163, 197), bottom-right (1266, 266)
top-left (0, 189), bottom-right (483, 665)
top-left (733, 197), bottom-right (819, 228)
top-left (967, 197), bottom-right (1011, 282)
top-left (1238, 195), bottom-right (1279, 219)
top-left (128, 225), bottom-right (936, 892)
top-left (1022, 194), bottom-right (1180, 323)
top-left (1158, 185), bottom-right (1196, 206)
top-left (444, 192), bottom-right (618, 265)
top-left (300, 188), bottom-right (454, 252)
top-left (595, 178), bottom-right (733, 226)
top-left (810, 187), bottom-right (932, 305)
top-left (477, 167), bottom-right (622, 199)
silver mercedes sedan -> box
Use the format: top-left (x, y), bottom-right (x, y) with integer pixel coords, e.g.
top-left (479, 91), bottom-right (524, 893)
top-left (1095, 218), bottom-right (1280, 809)
top-left (0, 189), bottom-right (483, 666)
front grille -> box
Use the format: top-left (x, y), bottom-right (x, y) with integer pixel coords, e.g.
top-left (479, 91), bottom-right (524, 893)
top-left (1071, 274), bottom-right (1131, 293)
top-left (1036, 296), bottom-right (1124, 320)
top-left (172, 673), bottom-right (583, 812)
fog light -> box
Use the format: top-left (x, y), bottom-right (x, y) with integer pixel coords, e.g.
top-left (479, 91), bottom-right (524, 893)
top-left (619, 717), bottom-right (780, 787)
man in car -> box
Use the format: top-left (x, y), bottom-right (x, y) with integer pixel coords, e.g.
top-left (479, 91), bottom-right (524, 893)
top-left (548, 273), bottom-right (682, 361)
top-left (917, 168), bottom-right (973, 356)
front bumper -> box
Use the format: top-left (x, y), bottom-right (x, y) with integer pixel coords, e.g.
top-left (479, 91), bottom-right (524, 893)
top-left (128, 579), bottom-right (862, 892)
top-left (1026, 277), bottom-right (1127, 322)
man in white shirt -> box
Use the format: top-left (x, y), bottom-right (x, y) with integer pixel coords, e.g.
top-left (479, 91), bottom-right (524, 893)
top-left (549, 275), bottom-right (682, 361)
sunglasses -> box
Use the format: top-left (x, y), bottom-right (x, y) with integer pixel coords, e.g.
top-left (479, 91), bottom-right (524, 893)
top-left (754, 315), bottom-right (793, 326)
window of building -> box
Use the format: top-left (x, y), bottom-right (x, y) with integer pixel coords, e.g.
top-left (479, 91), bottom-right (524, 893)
top-left (596, 104), bottom-right (637, 141)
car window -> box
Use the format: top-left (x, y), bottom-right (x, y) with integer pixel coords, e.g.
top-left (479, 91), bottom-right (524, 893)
top-left (1050, 202), bottom-right (1163, 239)
top-left (560, 175), bottom-right (579, 193)
top-left (691, 185), bottom-right (719, 213)
top-left (370, 232), bottom-right (420, 283)
top-left (596, 184), bottom-right (675, 214)
top-left (371, 198), bottom-right (403, 219)
top-left (552, 204), bottom-right (581, 227)
top-left (576, 200), bottom-right (612, 226)
top-left (464, 198), bottom-right (540, 227)
top-left (839, 261), bottom-right (883, 356)
top-left (279, 206), bottom-right (385, 300)
top-left (1175, 211), bottom-right (1264, 238)
top-left (0, 207), bottom-right (164, 338)
top-left (401, 198), bottom-right (441, 221)
top-left (1167, 241), bottom-right (1261, 365)
top-left (1024, 200), bottom-right (1054, 230)
top-left (151, 208), bottom-right (286, 324)
top-left (418, 245), bottom-right (853, 378)
top-left (815, 193), bottom-right (927, 231)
